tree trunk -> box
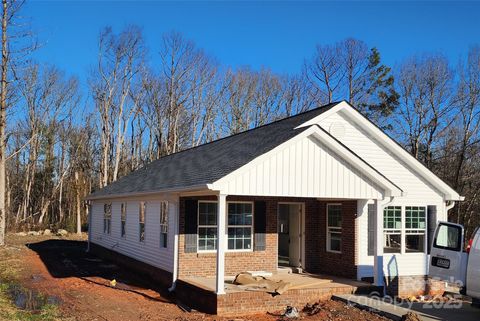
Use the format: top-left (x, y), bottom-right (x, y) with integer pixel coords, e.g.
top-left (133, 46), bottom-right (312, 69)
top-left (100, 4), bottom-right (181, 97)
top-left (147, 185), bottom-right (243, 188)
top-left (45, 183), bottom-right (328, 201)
top-left (0, 0), bottom-right (8, 246)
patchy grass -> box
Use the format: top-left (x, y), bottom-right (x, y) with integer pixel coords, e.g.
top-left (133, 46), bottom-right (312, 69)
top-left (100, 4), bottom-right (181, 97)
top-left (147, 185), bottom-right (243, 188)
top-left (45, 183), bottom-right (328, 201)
top-left (0, 245), bottom-right (61, 321)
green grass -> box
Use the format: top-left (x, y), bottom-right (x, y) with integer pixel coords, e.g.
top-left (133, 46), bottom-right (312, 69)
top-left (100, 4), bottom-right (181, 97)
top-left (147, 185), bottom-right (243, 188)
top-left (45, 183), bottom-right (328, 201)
top-left (0, 247), bottom-right (61, 321)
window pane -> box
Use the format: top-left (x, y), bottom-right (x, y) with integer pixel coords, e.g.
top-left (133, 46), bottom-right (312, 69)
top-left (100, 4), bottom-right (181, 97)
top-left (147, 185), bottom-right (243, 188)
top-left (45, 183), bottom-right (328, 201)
top-left (228, 203), bottom-right (253, 226)
top-left (406, 207), bottom-right (426, 229)
top-left (228, 227), bottom-right (252, 250)
top-left (406, 234), bottom-right (425, 253)
top-left (384, 206), bottom-right (401, 229)
top-left (198, 227), bottom-right (217, 251)
top-left (121, 203), bottom-right (126, 221)
top-left (139, 223), bottom-right (145, 242)
top-left (139, 202), bottom-right (146, 223)
top-left (121, 221), bottom-right (126, 237)
top-left (327, 205), bottom-right (342, 228)
top-left (329, 231), bottom-right (342, 252)
top-left (199, 202), bottom-right (217, 226)
top-left (384, 233), bottom-right (401, 253)
top-left (434, 224), bottom-right (462, 251)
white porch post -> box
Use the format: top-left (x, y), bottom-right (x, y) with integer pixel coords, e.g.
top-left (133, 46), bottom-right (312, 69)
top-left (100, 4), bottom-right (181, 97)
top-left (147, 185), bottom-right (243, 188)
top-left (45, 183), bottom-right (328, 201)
top-left (216, 194), bottom-right (227, 295)
top-left (373, 199), bottom-right (385, 289)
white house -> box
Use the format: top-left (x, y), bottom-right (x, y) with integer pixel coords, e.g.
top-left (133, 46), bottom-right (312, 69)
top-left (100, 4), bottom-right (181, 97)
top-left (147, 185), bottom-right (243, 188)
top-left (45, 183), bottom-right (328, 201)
top-left (86, 101), bottom-right (462, 311)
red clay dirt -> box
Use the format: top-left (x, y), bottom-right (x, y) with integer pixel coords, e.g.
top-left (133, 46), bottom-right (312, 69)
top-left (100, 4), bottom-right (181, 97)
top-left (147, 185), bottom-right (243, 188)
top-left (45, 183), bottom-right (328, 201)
top-left (2, 235), bottom-right (390, 321)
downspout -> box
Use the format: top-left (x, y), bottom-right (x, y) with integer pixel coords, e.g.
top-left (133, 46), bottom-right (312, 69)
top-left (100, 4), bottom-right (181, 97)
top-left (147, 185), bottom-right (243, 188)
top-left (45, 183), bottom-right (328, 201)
top-left (86, 200), bottom-right (92, 252)
top-left (169, 199), bottom-right (180, 292)
top-left (445, 200), bottom-right (455, 216)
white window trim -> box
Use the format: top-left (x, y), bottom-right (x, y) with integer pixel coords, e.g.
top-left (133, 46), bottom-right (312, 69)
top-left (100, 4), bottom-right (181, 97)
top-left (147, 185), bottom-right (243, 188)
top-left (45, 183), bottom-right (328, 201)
top-left (139, 201), bottom-right (146, 243)
top-left (383, 205), bottom-right (428, 255)
top-left (120, 202), bottom-right (127, 238)
top-left (104, 203), bottom-right (112, 235)
top-left (384, 206), bottom-right (402, 254)
top-left (197, 200), bottom-right (219, 253)
top-left (404, 206), bottom-right (427, 254)
top-left (326, 203), bottom-right (342, 254)
top-left (197, 200), bottom-right (255, 253)
top-left (160, 201), bottom-right (169, 249)
top-left (226, 201), bottom-right (254, 253)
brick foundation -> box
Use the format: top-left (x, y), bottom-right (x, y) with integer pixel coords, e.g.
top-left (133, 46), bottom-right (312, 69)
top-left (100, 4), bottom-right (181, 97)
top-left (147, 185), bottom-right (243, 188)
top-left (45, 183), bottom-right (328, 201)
top-left (178, 195), bottom-right (358, 279)
top-left (384, 275), bottom-right (445, 297)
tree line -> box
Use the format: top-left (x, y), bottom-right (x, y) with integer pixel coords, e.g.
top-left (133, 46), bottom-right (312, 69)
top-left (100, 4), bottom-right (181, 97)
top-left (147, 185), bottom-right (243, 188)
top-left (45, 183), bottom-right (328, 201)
top-left (0, 0), bottom-right (479, 245)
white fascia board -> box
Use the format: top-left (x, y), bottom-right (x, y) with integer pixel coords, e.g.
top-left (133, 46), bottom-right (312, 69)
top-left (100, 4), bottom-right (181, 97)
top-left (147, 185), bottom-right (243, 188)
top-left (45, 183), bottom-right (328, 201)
top-left (338, 104), bottom-right (462, 201)
top-left (211, 125), bottom-right (401, 197)
top-left (85, 184), bottom-right (212, 201)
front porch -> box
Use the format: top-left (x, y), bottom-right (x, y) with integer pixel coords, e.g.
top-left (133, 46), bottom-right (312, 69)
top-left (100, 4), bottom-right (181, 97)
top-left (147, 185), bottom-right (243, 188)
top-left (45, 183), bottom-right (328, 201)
top-left (175, 271), bottom-right (381, 315)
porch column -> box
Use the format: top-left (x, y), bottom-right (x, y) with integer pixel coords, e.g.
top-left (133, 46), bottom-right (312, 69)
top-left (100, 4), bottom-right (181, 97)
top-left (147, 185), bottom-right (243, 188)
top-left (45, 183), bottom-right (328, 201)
top-left (373, 199), bottom-right (385, 289)
top-left (216, 194), bottom-right (227, 295)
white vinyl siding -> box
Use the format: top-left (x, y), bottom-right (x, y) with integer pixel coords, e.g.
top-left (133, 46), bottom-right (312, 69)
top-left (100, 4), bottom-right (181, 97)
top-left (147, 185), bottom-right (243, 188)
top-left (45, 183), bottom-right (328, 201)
top-left (213, 134), bottom-right (383, 199)
top-left (90, 196), bottom-right (178, 273)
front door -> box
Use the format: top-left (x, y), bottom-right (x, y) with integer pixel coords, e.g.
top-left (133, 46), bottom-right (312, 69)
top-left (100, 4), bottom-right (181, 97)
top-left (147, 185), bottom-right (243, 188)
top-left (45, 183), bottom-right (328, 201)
top-left (278, 203), bottom-right (303, 268)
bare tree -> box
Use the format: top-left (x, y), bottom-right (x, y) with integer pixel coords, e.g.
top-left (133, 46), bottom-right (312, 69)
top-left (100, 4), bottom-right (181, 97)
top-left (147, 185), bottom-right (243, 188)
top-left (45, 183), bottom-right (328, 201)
top-left (304, 43), bottom-right (343, 103)
top-left (395, 54), bottom-right (453, 165)
top-left (91, 26), bottom-right (145, 187)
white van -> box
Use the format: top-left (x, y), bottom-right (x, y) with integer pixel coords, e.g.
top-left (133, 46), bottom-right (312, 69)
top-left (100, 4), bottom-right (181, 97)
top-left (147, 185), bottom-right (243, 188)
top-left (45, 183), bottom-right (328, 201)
top-left (429, 222), bottom-right (480, 305)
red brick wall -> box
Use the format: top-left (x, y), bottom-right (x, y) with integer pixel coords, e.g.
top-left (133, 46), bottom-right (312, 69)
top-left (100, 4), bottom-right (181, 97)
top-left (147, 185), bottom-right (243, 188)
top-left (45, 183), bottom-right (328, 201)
top-left (178, 195), bottom-right (278, 277)
top-left (177, 196), bottom-right (358, 279)
top-left (305, 200), bottom-right (358, 278)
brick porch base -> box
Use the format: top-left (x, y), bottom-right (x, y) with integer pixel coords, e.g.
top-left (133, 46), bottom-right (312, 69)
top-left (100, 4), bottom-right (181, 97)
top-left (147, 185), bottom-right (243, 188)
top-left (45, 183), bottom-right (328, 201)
top-left (175, 278), bottom-right (381, 316)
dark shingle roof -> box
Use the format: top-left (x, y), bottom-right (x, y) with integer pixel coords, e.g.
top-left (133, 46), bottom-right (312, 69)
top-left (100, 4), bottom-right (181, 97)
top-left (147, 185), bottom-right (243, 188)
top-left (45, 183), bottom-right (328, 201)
top-left (88, 102), bottom-right (339, 199)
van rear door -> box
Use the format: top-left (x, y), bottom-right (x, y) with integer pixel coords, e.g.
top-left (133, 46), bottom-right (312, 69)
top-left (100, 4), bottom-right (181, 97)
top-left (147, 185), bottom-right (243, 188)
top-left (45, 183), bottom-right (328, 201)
top-left (466, 228), bottom-right (480, 298)
top-left (429, 222), bottom-right (467, 285)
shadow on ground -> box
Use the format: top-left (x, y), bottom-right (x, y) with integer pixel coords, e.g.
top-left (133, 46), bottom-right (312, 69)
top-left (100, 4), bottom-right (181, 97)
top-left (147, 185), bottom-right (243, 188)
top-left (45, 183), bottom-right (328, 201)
top-left (27, 240), bottom-right (171, 303)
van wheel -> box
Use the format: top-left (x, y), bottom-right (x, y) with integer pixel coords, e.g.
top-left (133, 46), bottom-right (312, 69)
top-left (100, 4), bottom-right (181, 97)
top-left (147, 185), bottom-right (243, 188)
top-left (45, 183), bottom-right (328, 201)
top-left (472, 298), bottom-right (480, 308)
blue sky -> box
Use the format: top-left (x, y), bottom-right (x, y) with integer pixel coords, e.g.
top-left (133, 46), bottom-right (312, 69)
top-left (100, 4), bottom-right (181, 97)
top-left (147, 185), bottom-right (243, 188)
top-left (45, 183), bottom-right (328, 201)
top-left (24, 1), bottom-right (480, 83)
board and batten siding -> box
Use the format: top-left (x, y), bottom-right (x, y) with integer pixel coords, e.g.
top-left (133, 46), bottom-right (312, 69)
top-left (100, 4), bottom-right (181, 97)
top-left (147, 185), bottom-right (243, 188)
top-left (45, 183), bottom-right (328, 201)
top-left (212, 134), bottom-right (384, 199)
top-left (90, 195), bottom-right (178, 273)
top-left (316, 110), bottom-right (447, 279)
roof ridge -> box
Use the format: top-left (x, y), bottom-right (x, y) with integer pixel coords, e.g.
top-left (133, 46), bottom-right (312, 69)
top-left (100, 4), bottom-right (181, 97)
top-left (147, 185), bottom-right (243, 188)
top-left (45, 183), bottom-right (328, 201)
top-left (149, 101), bottom-right (340, 163)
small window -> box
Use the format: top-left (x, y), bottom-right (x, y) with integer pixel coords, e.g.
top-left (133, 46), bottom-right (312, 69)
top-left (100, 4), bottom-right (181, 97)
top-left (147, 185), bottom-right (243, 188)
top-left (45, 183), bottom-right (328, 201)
top-left (405, 206), bottom-right (426, 253)
top-left (139, 202), bottom-right (146, 242)
top-left (121, 203), bottom-right (127, 238)
top-left (434, 223), bottom-right (463, 251)
top-left (227, 203), bottom-right (253, 250)
top-left (103, 203), bottom-right (112, 234)
top-left (327, 204), bottom-right (342, 253)
top-left (198, 202), bottom-right (218, 251)
top-left (383, 206), bottom-right (401, 253)
top-left (160, 201), bottom-right (168, 248)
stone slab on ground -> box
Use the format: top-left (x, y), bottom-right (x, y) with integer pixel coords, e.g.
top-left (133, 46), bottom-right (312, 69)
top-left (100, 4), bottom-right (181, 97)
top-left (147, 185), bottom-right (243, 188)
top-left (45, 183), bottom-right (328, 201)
top-left (333, 294), bottom-right (480, 321)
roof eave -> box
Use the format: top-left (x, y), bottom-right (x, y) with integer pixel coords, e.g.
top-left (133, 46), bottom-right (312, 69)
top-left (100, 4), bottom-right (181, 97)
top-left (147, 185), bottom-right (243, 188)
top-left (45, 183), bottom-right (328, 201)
top-left (85, 183), bottom-right (213, 201)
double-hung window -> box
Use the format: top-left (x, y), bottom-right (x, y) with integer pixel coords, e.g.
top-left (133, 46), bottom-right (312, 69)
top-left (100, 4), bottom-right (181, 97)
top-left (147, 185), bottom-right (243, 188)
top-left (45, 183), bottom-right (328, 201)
top-left (405, 206), bottom-right (426, 253)
top-left (198, 202), bottom-right (218, 251)
top-left (327, 204), bottom-right (342, 253)
top-left (383, 206), bottom-right (402, 253)
top-left (160, 201), bottom-right (168, 248)
top-left (121, 203), bottom-right (127, 237)
top-left (139, 202), bottom-right (146, 242)
top-left (227, 202), bottom-right (253, 251)
top-left (103, 203), bottom-right (112, 234)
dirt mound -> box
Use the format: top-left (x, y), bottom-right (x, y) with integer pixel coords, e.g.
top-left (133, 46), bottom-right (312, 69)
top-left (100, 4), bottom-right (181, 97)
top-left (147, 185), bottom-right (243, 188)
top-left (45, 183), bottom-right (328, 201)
top-left (401, 312), bottom-right (422, 321)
